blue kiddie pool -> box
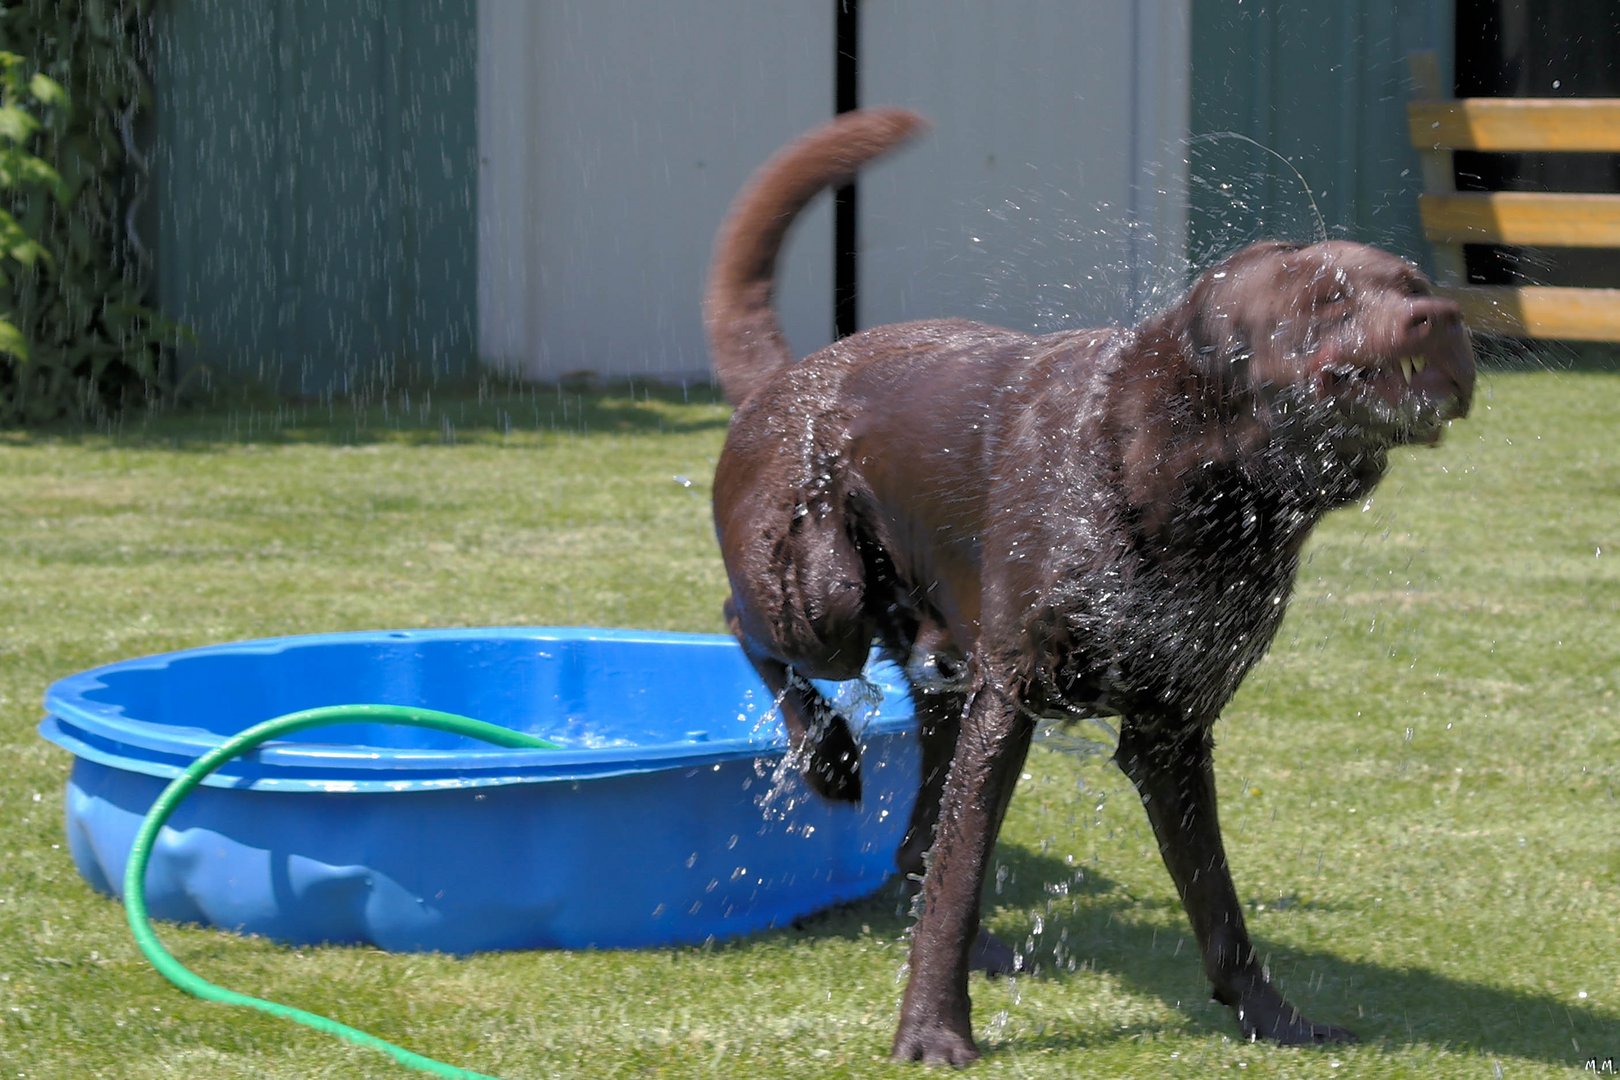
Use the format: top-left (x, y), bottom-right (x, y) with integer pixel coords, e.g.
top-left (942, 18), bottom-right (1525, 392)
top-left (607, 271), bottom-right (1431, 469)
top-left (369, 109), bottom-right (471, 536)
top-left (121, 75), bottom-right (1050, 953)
top-left (38, 628), bottom-right (919, 954)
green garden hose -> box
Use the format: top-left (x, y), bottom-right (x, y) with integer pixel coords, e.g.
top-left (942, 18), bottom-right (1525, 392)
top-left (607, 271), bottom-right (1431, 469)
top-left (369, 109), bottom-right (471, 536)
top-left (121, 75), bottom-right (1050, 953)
top-left (123, 704), bottom-right (560, 1079)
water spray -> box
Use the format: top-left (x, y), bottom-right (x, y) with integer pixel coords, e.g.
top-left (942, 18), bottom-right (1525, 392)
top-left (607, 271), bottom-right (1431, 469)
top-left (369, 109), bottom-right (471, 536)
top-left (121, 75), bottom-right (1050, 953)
top-left (1189, 130), bottom-right (1329, 243)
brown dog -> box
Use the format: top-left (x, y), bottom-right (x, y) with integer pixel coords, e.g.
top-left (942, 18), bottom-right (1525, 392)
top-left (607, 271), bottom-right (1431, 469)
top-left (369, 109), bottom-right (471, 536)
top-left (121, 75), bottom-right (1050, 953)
top-left (706, 108), bottom-right (1474, 1065)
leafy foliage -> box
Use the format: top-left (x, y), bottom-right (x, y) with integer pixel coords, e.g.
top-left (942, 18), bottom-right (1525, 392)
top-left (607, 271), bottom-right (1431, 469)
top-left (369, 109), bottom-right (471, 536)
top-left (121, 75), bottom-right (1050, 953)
top-left (0, 1), bottom-right (183, 425)
top-left (0, 50), bottom-right (65, 361)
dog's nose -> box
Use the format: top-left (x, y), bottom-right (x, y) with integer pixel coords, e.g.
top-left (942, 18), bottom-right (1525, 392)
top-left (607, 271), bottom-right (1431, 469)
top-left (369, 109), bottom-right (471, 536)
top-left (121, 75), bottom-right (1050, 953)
top-left (1405, 297), bottom-right (1463, 343)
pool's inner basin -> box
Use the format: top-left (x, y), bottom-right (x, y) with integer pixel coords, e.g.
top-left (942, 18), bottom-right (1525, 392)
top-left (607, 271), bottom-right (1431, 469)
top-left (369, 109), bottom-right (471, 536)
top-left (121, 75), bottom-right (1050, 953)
top-left (39, 628), bottom-right (919, 952)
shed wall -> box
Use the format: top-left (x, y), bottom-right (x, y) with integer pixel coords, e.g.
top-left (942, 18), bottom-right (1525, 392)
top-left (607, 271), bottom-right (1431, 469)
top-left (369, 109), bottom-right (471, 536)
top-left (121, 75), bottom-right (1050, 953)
top-left (153, 0), bottom-right (477, 397)
top-left (147, 2), bottom-right (1456, 391)
top-left (860, 0), bottom-right (1192, 332)
top-left (1188, 0), bottom-right (1455, 269)
top-left (475, 0), bottom-right (836, 382)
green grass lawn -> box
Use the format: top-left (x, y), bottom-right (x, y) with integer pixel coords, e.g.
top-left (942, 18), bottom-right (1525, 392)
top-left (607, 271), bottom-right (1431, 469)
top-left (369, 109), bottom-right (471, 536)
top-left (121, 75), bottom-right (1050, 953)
top-left (1, 370), bottom-right (1615, 1078)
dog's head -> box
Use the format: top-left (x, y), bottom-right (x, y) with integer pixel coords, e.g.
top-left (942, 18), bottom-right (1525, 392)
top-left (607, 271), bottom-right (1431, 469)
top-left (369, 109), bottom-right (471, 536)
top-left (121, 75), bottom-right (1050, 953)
top-left (1179, 240), bottom-right (1476, 451)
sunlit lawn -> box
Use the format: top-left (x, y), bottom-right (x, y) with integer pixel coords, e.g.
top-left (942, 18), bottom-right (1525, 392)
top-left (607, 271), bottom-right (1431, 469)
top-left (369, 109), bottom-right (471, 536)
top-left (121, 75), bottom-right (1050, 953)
top-left (1, 368), bottom-right (1615, 1078)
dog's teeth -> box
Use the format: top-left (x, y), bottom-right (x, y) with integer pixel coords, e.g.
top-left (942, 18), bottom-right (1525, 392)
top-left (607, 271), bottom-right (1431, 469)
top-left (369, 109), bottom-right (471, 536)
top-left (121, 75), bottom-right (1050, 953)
top-left (1412, 356), bottom-right (1427, 374)
top-left (1399, 357), bottom-right (1414, 383)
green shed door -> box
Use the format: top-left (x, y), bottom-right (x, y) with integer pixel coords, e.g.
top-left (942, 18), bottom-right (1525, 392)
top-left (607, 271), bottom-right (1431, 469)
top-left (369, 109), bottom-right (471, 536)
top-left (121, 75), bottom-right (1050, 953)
top-left (1188, 0), bottom-right (1454, 269)
top-left (153, 0), bottom-right (476, 397)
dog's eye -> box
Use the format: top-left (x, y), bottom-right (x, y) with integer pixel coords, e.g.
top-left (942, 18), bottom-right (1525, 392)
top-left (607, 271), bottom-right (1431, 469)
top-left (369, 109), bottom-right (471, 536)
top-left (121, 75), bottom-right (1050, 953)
top-left (1314, 272), bottom-right (1351, 308)
top-left (1311, 284), bottom-right (1349, 312)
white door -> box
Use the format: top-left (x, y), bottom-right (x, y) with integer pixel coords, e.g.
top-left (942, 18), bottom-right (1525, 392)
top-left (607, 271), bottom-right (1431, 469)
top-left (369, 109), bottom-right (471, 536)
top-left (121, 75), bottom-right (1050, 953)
top-left (477, 1), bottom-right (835, 381)
top-left (476, 1), bottom-right (1190, 381)
top-left (860, 0), bottom-right (1191, 333)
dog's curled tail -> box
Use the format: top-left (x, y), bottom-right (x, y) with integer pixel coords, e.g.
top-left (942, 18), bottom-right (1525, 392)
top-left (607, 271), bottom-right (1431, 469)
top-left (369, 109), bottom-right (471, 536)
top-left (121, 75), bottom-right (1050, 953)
top-left (704, 107), bottom-right (928, 406)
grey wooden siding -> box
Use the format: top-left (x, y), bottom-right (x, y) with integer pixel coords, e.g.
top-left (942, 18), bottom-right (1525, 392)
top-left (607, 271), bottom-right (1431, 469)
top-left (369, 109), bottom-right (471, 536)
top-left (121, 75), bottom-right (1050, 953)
top-left (153, 0), bottom-right (477, 397)
top-left (1189, 0), bottom-right (1456, 269)
top-left (145, 1), bottom-right (1456, 391)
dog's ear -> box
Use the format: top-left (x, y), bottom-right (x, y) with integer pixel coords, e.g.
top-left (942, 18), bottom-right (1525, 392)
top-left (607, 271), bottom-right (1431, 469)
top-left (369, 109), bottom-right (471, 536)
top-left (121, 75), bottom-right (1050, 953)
top-left (1173, 241), bottom-right (1301, 391)
top-left (1179, 279), bottom-right (1251, 385)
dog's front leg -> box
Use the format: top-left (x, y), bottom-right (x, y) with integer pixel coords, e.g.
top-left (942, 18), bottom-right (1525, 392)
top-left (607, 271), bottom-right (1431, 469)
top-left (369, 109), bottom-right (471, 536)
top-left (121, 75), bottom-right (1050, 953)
top-left (893, 680), bottom-right (1034, 1065)
top-left (1116, 720), bottom-right (1356, 1045)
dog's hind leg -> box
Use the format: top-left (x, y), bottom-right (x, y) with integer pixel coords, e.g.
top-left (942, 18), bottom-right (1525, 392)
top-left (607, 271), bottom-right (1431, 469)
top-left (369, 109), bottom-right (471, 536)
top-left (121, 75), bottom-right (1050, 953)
top-left (717, 469), bottom-right (880, 804)
top-left (1115, 720), bottom-right (1356, 1045)
top-left (725, 597), bottom-right (865, 803)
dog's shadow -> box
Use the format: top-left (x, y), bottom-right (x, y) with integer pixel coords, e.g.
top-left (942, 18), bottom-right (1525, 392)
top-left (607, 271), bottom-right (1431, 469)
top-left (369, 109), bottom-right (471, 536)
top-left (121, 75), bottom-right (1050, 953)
top-left (785, 842), bottom-right (1611, 1069)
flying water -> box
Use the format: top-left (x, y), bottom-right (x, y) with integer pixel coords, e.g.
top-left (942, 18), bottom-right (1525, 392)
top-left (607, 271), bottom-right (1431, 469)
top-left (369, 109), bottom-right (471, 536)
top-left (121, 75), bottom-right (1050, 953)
top-left (752, 670), bottom-right (888, 826)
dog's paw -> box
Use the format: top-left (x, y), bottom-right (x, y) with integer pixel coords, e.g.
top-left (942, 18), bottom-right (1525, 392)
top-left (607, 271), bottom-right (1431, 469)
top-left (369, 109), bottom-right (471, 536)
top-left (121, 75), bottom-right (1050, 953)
top-left (802, 717), bottom-right (862, 803)
top-left (1230, 988), bottom-right (1357, 1046)
top-left (805, 755), bottom-right (861, 802)
top-left (892, 1020), bottom-right (980, 1066)
top-left (1247, 1012), bottom-right (1358, 1047)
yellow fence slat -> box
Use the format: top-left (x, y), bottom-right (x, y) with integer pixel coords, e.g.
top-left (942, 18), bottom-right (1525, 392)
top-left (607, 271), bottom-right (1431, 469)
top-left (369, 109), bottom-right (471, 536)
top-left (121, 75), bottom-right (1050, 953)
top-left (1419, 192), bottom-right (1620, 248)
top-left (1409, 98), bottom-right (1620, 153)
top-left (1442, 285), bottom-right (1620, 342)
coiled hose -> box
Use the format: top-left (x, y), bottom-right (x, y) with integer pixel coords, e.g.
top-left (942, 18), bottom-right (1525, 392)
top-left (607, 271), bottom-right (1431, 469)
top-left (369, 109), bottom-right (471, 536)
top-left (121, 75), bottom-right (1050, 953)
top-left (124, 704), bottom-right (559, 1078)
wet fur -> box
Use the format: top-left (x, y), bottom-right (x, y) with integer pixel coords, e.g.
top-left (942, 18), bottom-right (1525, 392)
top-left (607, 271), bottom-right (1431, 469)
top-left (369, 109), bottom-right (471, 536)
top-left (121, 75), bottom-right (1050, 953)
top-left (706, 108), bottom-right (1475, 1065)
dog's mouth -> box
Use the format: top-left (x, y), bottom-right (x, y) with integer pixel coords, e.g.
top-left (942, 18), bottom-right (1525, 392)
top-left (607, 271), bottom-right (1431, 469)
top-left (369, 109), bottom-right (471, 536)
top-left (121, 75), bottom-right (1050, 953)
top-left (1310, 346), bottom-right (1472, 446)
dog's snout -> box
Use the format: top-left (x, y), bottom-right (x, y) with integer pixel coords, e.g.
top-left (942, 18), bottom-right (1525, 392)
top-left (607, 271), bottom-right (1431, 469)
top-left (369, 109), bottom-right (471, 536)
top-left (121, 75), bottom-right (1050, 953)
top-left (1402, 295), bottom-right (1473, 418)
top-left (1405, 296), bottom-right (1462, 342)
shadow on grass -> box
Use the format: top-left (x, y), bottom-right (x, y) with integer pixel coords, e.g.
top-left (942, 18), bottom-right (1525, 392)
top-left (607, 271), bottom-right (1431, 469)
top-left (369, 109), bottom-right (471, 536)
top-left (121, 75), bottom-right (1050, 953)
top-left (0, 380), bottom-right (733, 450)
top-left (779, 842), bottom-right (1612, 1070)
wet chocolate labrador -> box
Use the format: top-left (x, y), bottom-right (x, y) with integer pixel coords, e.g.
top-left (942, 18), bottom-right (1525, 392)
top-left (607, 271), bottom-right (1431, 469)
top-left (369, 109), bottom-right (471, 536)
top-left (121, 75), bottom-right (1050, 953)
top-left (705, 108), bottom-right (1474, 1065)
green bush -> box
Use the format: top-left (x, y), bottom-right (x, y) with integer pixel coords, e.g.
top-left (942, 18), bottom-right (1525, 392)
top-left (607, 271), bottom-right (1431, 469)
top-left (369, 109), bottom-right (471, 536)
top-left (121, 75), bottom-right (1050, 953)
top-left (0, 1), bottom-right (182, 425)
top-left (0, 50), bottom-right (65, 363)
